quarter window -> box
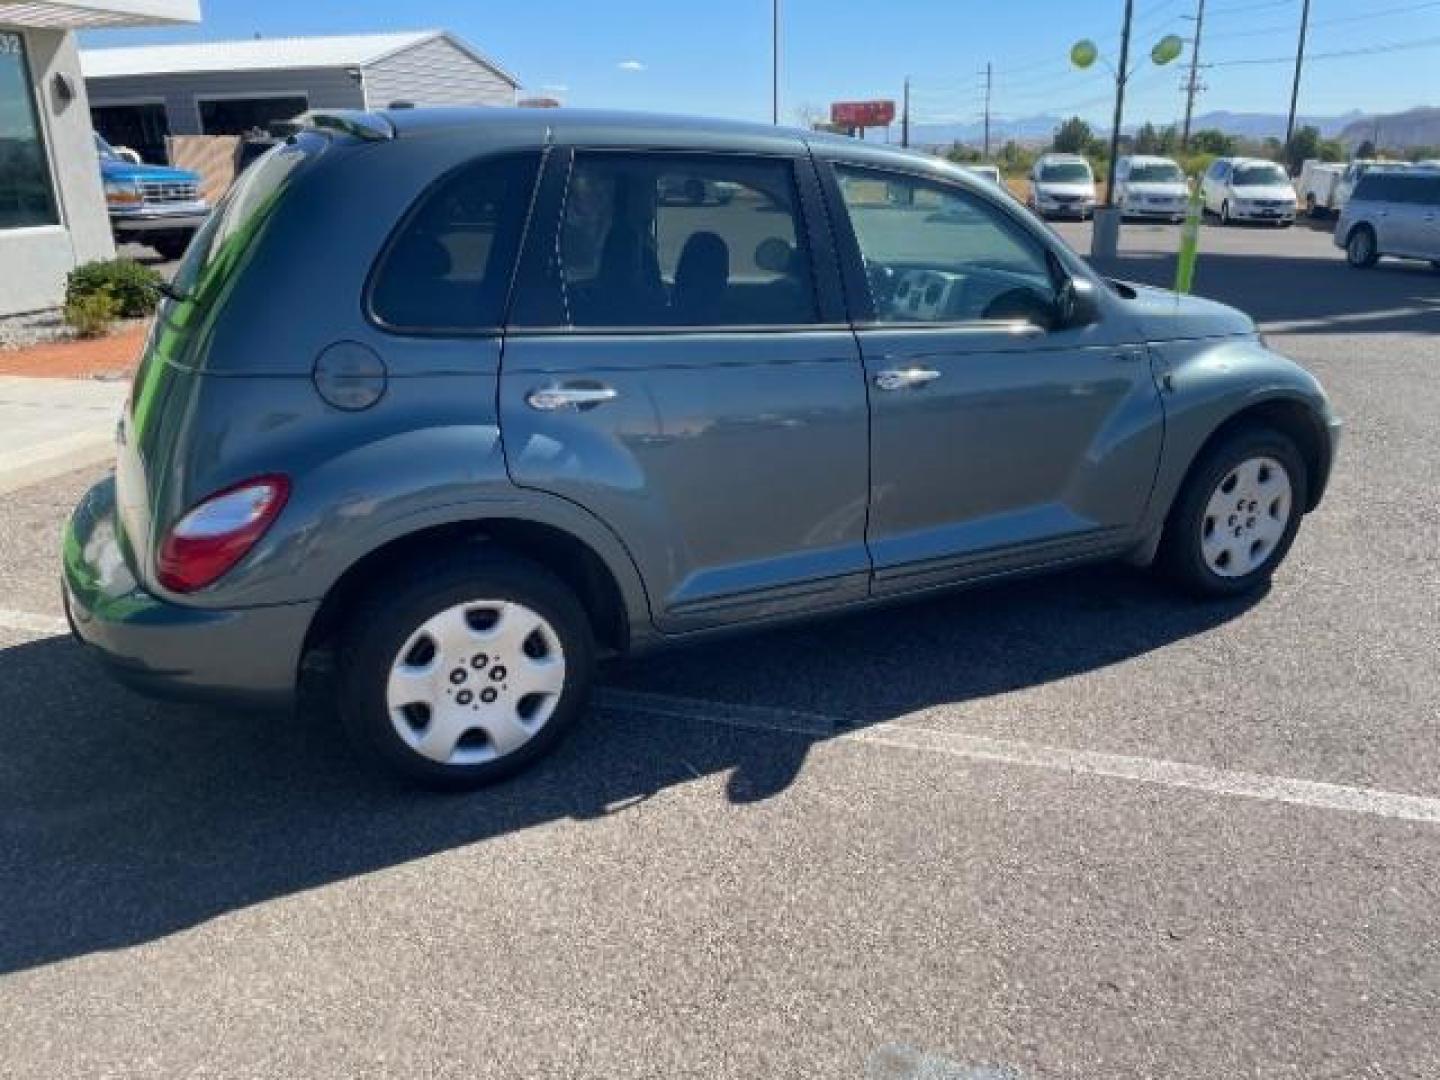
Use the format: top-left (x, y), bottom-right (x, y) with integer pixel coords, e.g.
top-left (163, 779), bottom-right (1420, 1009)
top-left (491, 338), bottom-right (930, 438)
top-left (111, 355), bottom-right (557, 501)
top-left (835, 166), bottom-right (1057, 326)
top-left (371, 152), bottom-right (540, 331)
top-left (0, 31), bottom-right (59, 230)
top-left (554, 153), bottom-right (819, 328)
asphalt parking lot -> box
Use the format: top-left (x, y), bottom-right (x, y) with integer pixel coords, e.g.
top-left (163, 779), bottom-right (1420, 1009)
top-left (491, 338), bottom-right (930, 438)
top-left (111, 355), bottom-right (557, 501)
top-left (2, 217), bottom-right (1437, 1078)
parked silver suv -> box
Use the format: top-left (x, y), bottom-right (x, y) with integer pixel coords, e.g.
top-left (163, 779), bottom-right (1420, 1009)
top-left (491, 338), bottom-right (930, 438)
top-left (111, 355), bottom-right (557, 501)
top-left (1335, 168), bottom-right (1440, 270)
top-left (63, 109), bottom-right (1340, 788)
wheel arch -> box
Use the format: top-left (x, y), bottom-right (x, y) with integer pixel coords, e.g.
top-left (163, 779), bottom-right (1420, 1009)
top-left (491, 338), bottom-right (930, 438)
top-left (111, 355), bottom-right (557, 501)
top-left (1175, 395), bottom-right (1332, 519)
top-left (302, 512), bottom-right (648, 665)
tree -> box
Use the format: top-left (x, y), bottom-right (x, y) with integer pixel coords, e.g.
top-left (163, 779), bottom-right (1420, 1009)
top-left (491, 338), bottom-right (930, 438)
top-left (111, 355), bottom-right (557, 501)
top-left (1356, 139), bottom-right (1377, 159)
top-left (1157, 124), bottom-right (1179, 154)
top-left (1052, 116), bottom-right (1094, 154)
top-left (945, 141), bottom-right (981, 164)
top-left (1190, 128), bottom-right (1236, 156)
top-left (1134, 122), bottom-right (1161, 155)
top-left (1284, 125), bottom-right (1323, 171)
top-left (1318, 138), bottom-right (1346, 162)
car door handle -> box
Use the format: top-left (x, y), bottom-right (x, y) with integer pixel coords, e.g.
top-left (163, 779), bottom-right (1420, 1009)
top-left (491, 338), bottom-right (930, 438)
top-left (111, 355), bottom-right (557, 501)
top-left (526, 385), bottom-right (619, 411)
top-left (874, 368), bottom-right (941, 391)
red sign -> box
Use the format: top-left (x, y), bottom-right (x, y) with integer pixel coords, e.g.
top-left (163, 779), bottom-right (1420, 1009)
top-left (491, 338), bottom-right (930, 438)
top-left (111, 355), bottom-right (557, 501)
top-left (830, 100), bottom-right (896, 128)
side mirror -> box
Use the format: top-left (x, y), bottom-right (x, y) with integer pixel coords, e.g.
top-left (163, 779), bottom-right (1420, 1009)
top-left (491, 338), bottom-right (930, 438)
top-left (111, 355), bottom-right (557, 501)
top-left (1055, 275), bottom-right (1101, 329)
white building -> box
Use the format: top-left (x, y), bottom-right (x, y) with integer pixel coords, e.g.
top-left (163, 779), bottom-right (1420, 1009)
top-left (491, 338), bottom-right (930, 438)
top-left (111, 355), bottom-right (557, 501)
top-left (83, 31), bottom-right (520, 165)
top-left (1, 0), bottom-right (201, 317)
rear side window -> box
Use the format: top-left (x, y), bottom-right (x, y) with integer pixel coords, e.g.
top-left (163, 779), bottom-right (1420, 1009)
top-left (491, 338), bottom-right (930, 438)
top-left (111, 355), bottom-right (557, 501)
top-left (1354, 173), bottom-right (1398, 203)
top-left (170, 132), bottom-right (321, 303)
top-left (549, 152), bottom-right (819, 329)
top-left (370, 152), bottom-right (540, 332)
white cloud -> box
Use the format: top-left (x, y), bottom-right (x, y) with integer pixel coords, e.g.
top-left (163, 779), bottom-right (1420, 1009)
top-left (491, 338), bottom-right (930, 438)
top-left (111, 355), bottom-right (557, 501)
top-left (617, 60), bottom-right (646, 72)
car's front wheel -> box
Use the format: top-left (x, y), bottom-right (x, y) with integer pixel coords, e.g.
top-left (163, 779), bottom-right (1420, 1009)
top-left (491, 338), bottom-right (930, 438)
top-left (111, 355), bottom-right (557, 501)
top-left (339, 549), bottom-right (595, 788)
top-left (1160, 426), bottom-right (1308, 598)
top-left (1346, 225), bottom-right (1379, 268)
top-left (1219, 200), bottom-right (1232, 226)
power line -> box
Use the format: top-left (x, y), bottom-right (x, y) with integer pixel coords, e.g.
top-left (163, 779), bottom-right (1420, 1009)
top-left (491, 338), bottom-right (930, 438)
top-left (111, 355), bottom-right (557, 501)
top-left (1209, 33), bottom-right (1440, 66)
top-left (1205, 0), bottom-right (1440, 41)
top-left (1206, 0), bottom-right (1295, 14)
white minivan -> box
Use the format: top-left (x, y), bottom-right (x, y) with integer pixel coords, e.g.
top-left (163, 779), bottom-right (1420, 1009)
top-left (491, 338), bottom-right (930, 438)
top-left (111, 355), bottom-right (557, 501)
top-left (1335, 168), bottom-right (1440, 270)
top-left (1027, 154), bottom-right (1096, 219)
top-left (1200, 158), bottom-right (1296, 226)
top-left (1114, 155), bottom-right (1189, 221)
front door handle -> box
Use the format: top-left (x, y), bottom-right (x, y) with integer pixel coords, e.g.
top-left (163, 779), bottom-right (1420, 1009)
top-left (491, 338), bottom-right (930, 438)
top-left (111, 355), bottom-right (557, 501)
top-left (526, 385), bottom-right (619, 411)
top-left (874, 368), bottom-right (941, 391)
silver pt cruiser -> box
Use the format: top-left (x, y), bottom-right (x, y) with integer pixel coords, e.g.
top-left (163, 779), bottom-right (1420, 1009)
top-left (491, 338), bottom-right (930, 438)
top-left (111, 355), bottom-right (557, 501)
top-left (64, 108), bottom-right (1341, 788)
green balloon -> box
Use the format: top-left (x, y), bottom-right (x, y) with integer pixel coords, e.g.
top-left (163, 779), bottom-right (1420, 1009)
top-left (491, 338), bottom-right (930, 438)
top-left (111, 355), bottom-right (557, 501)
top-left (1152, 34), bottom-right (1184, 65)
top-left (1070, 39), bottom-right (1099, 69)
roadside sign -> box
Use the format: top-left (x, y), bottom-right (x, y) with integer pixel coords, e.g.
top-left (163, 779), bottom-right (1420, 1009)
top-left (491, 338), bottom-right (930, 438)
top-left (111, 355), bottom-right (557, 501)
top-left (830, 100), bottom-right (896, 128)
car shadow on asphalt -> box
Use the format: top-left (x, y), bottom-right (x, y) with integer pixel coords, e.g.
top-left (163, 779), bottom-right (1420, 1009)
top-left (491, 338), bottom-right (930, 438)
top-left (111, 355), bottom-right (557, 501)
top-left (0, 564), bottom-right (1259, 975)
top-left (1090, 250), bottom-right (1439, 335)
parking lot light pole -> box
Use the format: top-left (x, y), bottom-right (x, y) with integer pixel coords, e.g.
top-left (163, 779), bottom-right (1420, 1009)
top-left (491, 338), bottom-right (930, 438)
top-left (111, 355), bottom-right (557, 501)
top-left (1071, 12), bottom-right (1183, 258)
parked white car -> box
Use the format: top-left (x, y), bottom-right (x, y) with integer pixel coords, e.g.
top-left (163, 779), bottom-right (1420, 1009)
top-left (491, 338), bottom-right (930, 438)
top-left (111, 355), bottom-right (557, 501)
top-left (1297, 159), bottom-right (1345, 217)
top-left (1199, 158), bottom-right (1296, 226)
top-left (963, 164), bottom-right (1002, 186)
top-left (1027, 154), bottom-right (1096, 219)
top-left (1335, 168), bottom-right (1440, 270)
top-left (1114, 155), bottom-right (1189, 221)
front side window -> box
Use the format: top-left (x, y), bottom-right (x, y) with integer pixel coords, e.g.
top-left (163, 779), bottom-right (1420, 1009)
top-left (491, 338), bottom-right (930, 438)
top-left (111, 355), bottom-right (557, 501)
top-left (371, 152), bottom-right (540, 331)
top-left (836, 166), bottom-right (1057, 327)
top-left (0, 31), bottom-right (59, 229)
top-left (556, 152), bottom-right (819, 328)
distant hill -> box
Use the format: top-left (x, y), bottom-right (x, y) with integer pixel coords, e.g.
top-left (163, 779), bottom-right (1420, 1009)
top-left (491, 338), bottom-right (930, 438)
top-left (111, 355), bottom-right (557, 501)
top-left (1338, 107), bottom-right (1440, 150)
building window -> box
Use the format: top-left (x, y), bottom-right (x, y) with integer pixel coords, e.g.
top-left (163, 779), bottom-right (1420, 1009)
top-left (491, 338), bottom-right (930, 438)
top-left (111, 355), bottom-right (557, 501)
top-left (0, 31), bottom-right (60, 230)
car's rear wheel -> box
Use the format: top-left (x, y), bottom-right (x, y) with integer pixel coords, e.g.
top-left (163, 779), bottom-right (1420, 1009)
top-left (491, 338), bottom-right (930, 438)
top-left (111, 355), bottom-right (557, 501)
top-left (338, 549), bottom-right (595, 788)
top-left (1219, 200), bottom-right (1232, 226)
top-left (1346, 225), bottom-right (1379, 268)
top-left (1160, 426), bottom-right (1308, 598)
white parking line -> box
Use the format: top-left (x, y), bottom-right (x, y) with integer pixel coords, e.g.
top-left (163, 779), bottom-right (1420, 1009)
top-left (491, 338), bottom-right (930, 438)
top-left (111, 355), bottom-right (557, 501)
top-left (598, 689), bottom-right (1440, 825)
top-left (4, 611), bottom-right (1437, 826)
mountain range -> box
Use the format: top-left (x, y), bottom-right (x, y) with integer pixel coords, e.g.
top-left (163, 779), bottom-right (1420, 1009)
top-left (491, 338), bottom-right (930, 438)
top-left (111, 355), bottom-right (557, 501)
top-left (910, 109), bottom-right (1384, 148)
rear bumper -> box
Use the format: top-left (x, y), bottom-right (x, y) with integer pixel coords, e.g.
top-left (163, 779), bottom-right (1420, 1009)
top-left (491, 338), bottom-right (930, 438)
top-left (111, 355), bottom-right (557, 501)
top-left (63, 476), bottom-right (314, 710)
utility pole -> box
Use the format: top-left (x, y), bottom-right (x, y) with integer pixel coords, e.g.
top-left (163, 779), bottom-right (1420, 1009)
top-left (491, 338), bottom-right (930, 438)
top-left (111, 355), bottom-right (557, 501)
top-left (772, 0), bottom-right (780, 124)
top-left (902, 77), bottom-right (910, 148)
top-left (1284, 0), bottom-right (1311, 148)
top-left (982, 62), bottom-right (993, 159)
top-left (1104, 0), bottom-right (1135, 207)
top-left (1181, 0), bottom-right (1206, 148)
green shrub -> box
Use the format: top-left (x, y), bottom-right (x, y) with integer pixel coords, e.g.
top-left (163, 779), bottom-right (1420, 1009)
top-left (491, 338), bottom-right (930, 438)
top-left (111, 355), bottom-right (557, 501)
top-left (65, 258), bottom-right (162, 319)
top-left (64, 288), bottom-right (121, 338)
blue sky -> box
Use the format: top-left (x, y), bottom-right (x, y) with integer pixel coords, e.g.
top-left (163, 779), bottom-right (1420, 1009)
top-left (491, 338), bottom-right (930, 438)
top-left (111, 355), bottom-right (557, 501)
top-left (84, 0), bottom-right (1440, 129)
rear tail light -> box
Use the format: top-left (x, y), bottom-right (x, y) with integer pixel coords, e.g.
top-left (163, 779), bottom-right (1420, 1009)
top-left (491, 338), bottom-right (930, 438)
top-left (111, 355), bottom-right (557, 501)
top-left (156, 475), bottom-right (290, 593)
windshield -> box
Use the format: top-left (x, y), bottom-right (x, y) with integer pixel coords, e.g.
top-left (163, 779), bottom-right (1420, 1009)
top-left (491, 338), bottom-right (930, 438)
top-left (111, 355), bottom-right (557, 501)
top-left (1233, 164), bottom-right (1289, 187)
top-left (1040, 163), bottom-right (1091, 183)
top-left (1130, 163), bottom-right (1183, 183)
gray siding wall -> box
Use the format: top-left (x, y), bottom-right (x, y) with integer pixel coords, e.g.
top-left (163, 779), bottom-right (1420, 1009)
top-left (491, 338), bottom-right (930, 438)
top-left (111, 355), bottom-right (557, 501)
top-left (87, 67), bottom-right (365, 137)
top-left (362, 36), bottom-right (516, 109)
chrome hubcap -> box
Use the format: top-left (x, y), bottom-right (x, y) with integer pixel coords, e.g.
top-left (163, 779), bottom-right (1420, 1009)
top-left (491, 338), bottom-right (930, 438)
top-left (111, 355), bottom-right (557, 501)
top-left (386, 600), bottom-right (566, 765)
top-left (1200, 456), bottom-right (1292, 578)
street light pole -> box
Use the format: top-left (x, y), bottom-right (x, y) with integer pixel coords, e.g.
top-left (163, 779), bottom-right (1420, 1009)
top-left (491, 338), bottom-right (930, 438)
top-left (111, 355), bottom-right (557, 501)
top-left (1284, 0), bottom-right (1312, 148)
top-left (772, 0), bottom-right (780, 124)
top-left (1104, 0), bottom-right (1135, 208)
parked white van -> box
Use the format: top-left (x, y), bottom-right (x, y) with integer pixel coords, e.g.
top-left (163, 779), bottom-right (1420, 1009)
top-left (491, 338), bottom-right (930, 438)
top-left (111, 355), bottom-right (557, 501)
top-left (1199, 158), bottom-right (1296, 226)
top-left (1335, 168), bottom-right (1440, 270)
top-left (1114, 155), bottom-right (1188, 221)
top-left (1027, 154), bottom-right (1096, 219)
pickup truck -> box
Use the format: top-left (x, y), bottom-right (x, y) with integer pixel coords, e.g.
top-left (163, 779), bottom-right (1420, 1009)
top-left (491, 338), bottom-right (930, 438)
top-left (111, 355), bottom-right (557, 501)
top-left (96, 134), bottom-right (210, 261)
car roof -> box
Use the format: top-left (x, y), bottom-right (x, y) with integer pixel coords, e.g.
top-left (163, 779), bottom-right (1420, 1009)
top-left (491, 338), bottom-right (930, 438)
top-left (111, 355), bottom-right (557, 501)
top-left (1124, 155), bottom-right (1178, 165)
top-left (313, 106), bottom-right (982, 174)
top-left (1037, 152), bottom-right (1088, 162)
